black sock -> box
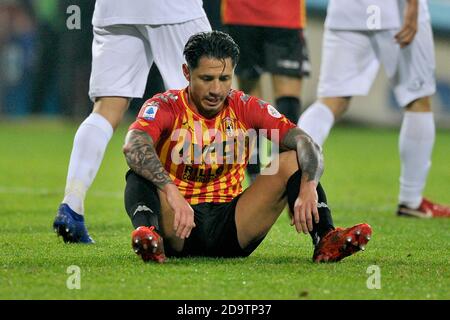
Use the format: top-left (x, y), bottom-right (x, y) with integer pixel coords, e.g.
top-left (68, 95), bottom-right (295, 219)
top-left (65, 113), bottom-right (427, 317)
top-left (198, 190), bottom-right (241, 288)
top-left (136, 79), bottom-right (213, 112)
top-left (124, 170), bottom-right (161, 231)
top-left (275, 96), bottom-right (301, 124)
top-left (285, 170), bottom-right (334, 246)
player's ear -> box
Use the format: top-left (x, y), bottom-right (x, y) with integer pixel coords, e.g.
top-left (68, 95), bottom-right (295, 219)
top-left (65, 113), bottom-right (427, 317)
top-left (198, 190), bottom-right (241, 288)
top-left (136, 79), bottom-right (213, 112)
top-left (182, 64), bottom-right (190, 82)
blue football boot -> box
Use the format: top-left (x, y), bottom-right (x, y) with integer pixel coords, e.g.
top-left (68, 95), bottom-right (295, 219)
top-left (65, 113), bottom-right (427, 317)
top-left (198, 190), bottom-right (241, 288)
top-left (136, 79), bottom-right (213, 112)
top-left (53, 204), bottom-right (94, 244)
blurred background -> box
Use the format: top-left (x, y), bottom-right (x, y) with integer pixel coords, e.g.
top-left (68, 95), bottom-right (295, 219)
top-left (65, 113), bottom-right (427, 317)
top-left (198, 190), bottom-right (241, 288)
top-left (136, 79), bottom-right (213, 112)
top-left (0, 0), bottom-right (449, 127)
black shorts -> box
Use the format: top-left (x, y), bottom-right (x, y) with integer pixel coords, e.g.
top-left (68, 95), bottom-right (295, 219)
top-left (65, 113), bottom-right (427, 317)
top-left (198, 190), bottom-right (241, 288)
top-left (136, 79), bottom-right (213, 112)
top-left (166, 194), bottom-right (265, 258)
top-left (226, 25), bottom-right (311, 79)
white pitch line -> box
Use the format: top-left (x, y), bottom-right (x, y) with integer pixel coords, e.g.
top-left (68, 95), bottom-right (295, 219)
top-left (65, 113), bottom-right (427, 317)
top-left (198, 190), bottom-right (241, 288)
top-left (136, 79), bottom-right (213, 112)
top-left (0, 186), bottom-right (122, 199)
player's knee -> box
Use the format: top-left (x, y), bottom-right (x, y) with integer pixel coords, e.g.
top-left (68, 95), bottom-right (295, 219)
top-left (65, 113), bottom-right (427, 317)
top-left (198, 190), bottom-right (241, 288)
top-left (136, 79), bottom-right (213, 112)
top-left (405, 97), bottom-right (431, 112)
top-left (93, 97), bottom-right (131, 129)
top-left (320, 97), bottom-right (350, 118)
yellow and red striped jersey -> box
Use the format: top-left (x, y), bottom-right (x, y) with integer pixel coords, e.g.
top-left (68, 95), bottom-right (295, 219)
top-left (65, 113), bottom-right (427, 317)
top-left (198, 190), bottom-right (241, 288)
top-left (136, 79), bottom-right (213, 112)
top-left (222, 0), bottom-right (306, 29)
top-left (129, 88), bottom-right (296, 205)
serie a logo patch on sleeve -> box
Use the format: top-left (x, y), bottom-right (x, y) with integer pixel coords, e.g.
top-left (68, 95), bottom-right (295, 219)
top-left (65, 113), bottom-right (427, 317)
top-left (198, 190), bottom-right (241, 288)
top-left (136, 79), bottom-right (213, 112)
top-left (143, 102), bottom-right (159, 120)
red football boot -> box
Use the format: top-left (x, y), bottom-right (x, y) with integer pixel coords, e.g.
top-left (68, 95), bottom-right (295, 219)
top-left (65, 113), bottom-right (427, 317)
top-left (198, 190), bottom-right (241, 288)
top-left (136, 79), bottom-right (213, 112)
top-left (397, 198), bottom-right (450, 218)
top-left (313, 223), bottom-right (372, 263)
top-left (131, 226), bottom-right (166, 263)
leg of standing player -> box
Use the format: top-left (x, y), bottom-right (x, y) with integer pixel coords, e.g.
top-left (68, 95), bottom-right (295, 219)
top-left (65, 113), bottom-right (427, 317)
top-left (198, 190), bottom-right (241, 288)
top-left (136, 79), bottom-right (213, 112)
top-left (398, 97), bottom-right (434, 210)
top-left (389, 20), bottom-right (450, 217)
top-left (225, 25), bottom-right (264, 181)
top-left (61, 24), bottom-right (154, 213)
top-left (268, 28), bottom-right (310, 125)
top-left (272, 74), bottom-right (302, 123)
top-left (298, 96), bottom-right (350, 146)
top-left (53, 19), bottom-right (212, 243)
top-left (53, 25), bottom-right (153, 243)
top-left (298, 28), bottom-right (379, 146)
top-left (238, 74), bottom-right (262, 183)
top-left (239, 71), bottom-right (263, 183)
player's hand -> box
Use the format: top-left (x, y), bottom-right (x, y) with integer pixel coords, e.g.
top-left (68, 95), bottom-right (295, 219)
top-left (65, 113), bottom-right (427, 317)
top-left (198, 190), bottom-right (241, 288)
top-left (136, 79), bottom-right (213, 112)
top-left (164, 184), bottom-right (196, 239)
top-left (291, 180), bottom-right (320, 234)
top-left (395, 0), bottom-right (418, 48)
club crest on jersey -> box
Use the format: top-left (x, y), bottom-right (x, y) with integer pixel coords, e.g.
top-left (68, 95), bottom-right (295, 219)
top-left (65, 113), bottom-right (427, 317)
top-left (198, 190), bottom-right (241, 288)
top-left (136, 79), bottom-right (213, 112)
top-left (143, 102), bottom-right (159, 120)
top-left (222, 117), bottom-right (235, 137)
top-left (267, 105), bottom-right (282, 118)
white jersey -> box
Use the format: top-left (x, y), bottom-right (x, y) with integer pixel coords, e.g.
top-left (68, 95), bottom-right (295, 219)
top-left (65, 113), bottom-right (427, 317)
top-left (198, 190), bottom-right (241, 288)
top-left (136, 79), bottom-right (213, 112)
top-left (325, 0), bottom-right (430, 30)
top-left (92, 0), bottom-right (207, 27)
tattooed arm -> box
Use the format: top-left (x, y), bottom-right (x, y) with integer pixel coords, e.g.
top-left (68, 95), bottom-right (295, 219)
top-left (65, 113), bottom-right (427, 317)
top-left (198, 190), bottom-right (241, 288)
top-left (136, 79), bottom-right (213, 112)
top-left (281, 127), bottom-right (324, 184)
top-left (281, 127), bottom-right (324, 234)
top-left (123, 129), bottom-right (173, 190)
top-left (123, 129), bottom-right (195, 239)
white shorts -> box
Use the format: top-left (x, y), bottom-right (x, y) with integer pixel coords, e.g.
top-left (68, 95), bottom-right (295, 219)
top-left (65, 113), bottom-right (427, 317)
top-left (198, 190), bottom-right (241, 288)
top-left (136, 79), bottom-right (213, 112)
top-left (89, 17), bottom-right (211, 101)
top-left (317, 21), bottom-right (436, 107)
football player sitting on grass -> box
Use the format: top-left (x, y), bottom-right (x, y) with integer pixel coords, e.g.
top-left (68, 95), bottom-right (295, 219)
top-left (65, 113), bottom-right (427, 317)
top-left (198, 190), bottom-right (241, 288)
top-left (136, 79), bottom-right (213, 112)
top-left (122, 31), bottom-right (372, 263)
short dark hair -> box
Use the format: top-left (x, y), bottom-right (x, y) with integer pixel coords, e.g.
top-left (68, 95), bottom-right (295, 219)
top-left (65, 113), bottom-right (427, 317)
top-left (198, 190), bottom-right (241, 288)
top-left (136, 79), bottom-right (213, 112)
top-left (183, 31), bottom-right (240, 69)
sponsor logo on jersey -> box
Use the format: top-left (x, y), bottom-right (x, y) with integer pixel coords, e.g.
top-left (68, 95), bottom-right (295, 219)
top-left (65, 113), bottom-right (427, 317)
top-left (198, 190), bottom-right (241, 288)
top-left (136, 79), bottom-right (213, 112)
top-left (182, 165), bottom-right (225, 183)
top-left (267, 105), bottom-right (282, 118)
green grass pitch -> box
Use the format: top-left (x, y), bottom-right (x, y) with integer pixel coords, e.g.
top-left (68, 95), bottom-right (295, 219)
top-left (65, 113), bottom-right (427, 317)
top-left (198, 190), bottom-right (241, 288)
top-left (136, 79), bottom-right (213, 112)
top-left (0, 119), bottom-right (449, 299)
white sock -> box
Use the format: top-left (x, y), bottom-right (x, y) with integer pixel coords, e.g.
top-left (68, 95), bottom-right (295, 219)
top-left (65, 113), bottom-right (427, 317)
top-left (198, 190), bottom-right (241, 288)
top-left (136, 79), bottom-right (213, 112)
top-left (297, 101), bottom-right (335, 146)
top-left (399, 112), bottom-right (435, 208)
top-left (62, 113), bottom-right (114, 215)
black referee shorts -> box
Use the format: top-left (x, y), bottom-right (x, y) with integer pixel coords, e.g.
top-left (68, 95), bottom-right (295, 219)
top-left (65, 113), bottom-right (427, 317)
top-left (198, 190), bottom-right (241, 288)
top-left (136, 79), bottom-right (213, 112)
top-left (226, 25), bottom-right (311, 79)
